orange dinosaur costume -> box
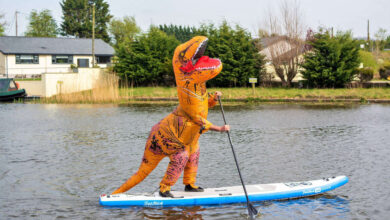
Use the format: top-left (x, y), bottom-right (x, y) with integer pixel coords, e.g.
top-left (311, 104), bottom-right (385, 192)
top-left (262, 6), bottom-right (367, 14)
top-left (112, 36), bottom-right (223, 196)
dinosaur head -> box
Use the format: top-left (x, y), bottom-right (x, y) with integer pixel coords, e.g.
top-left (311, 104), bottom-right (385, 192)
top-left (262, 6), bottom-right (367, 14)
top-left (173, 36), bottom-right (222, 84)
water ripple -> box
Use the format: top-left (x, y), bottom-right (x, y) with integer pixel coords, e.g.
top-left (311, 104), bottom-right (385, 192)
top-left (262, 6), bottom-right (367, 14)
top-left (1, 103), bottom-right (390, 219)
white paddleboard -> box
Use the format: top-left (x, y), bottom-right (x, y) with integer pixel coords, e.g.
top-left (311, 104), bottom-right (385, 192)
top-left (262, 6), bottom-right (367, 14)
top-left (99, 176), bottom-right (348, 207)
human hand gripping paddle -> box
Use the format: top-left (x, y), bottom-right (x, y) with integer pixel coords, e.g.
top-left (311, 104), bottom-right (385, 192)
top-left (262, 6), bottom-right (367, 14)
top-left (217, 96), bottom-right (258, 219)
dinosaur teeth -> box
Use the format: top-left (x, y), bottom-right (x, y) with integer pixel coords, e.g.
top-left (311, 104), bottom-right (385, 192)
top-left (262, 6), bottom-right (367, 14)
top-left (195, 65), bottom-right (220, 70)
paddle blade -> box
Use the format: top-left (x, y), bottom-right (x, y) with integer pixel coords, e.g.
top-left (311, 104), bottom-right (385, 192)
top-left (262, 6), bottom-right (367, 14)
top-left (247, 202), bottom-right (258, 219)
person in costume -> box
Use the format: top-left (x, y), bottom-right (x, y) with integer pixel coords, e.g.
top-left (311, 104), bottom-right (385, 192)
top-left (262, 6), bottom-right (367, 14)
top-left (112, 36), bottom-right (229, 197)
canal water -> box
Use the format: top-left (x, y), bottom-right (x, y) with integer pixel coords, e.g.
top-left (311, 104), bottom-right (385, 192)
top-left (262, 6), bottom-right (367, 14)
top-left (1, 103), bottom-right (389, 219)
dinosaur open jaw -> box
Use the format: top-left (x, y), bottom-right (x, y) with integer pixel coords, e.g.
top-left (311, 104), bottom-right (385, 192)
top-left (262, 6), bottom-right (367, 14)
top-left (193, 56), bottom-right (221, 71)
top-left (180, 39), bottom-right (221, 73)
top-left (193, 39), bottom-right (221, 70)
top-left (193, 39), bottom-right (208, 60)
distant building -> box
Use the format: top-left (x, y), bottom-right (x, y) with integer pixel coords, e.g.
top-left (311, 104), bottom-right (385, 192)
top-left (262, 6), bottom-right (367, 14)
top-left (259, 36), bottom-right (305, 82)
top-left (0, 36), bottom-right (114, 78)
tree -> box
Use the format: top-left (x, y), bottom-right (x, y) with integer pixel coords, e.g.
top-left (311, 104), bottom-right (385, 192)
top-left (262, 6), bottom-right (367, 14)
top-left (385, 36), bottom-right (390, 49)
top-left (114, 27), bottom-right (180, 86)
top-left (196, 21), bottom-right (264, 87)
top-left (114, 22), bottom-right (264, 87)
top-left (374, 28), bottom-right (387, 52)
top-left (0, 13), bottom-right (5, 36)
top-left (260, 0), bottom-right (306, 87)
top-left (108, 16), bottom-right (140, 47)
top-left (25, 9), bottom-right (58, 37)
top-left (60, 0), bottom-right (112, 42)
top-left (301, 29), bottom-right (360, 88)
top-left (159, 24), bottom-right (197, 43)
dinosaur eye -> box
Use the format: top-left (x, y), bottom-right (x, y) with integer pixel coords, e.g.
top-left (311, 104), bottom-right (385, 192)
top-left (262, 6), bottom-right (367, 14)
top-left (180, 52), bottom-right (184, 57)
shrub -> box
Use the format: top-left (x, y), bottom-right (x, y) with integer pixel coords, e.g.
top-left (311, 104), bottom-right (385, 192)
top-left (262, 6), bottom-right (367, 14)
top-left (195, 21), bottom-right (265, 87)
top-left (114, 22), bottom-right (265, 87)
top-left (359, 50), bottom-right (378, 72)
top-left (357, 67), bottom-right (374, 82)
top-left (301, 29), bottom-right (360, 88)
top-left (379, 63), bottom-right (390, 80)
top-left (114, 27), bottom-right (180, 86)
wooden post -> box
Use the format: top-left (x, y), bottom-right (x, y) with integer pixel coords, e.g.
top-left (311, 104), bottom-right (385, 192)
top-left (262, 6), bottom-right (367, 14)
top-left (15, 11), bottom-right (19, 36)
top-left (249, 78), bottom-right (257, 97)
top-left (92, 4), bottom-right (95, 66)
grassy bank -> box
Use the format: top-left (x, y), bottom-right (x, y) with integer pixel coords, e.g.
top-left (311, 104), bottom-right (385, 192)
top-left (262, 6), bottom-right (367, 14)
top-left (34, 86), bottom-right (390, 104)
top-left (120, 87), bottom-right (390, 100)
top-left (15, 78), bottom-right (42, 81)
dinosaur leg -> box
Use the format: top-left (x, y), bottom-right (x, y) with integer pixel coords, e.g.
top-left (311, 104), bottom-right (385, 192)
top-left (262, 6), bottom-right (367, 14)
top-left (159, 149), bottom-right (189, 192)
top-left (112, 141), bottom-right (165, 194)
top-left (183, 145), bottom-right (201, 189)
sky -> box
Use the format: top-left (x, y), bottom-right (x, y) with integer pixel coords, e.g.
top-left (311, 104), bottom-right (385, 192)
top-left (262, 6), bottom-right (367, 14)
top-left (1, 0), bottom-right (389, 39)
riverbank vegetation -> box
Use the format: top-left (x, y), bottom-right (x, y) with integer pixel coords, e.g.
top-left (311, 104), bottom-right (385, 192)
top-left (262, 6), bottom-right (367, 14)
top-left (36, 86), bottom-right (390, 104)
top-left (119, 87), bottom-right (390, 100)
top-left (302, 30), bottom-right (360, 88)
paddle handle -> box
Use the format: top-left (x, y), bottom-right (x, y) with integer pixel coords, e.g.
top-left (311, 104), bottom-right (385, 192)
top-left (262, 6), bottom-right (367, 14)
top-left (218, 97), bottom-right (255, 218)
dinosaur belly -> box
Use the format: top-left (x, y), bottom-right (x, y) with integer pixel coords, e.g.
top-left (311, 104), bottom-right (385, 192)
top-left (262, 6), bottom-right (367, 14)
top-left (156, 113), bottom-right (201, 154)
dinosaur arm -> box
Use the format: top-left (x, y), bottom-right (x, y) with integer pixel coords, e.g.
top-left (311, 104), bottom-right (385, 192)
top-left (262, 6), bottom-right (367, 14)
top-left (188, 113), bottom-right (212, 134)
top-left (208, 93), bottom-right (217, 108)
top-left (180, 106), bottom-right (213, 134)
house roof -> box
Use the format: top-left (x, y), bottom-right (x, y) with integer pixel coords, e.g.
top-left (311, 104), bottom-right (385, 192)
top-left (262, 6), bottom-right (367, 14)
top-left (0, 36), bottom-right (114, 56)
top-left (259, 35), bottom-right (307, 62)
top-left (260, 36), bottom-right (288, 48)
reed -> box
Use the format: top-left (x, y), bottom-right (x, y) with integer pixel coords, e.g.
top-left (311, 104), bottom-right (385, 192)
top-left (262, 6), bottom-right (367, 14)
top-left (41, 73), bottom-right (120, 104)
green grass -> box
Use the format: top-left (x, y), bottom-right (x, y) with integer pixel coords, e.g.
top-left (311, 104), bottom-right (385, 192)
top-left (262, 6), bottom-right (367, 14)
top-left (119, 87), bottom-right (390, 100)
top-left (14, 78), bottom-right (42, 81)
top-left (33, 86), bottom-right (390, 104)
top-left (120, 87), bottom-right (177, 98)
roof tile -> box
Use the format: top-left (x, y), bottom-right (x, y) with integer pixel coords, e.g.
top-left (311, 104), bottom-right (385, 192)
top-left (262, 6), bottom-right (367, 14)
top-left (0, 36), bottom-right (114, 55)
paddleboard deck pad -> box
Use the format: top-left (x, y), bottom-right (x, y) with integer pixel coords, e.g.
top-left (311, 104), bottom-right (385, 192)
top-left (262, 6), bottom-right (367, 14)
top-left (99, 176), bottom-right (348, 207)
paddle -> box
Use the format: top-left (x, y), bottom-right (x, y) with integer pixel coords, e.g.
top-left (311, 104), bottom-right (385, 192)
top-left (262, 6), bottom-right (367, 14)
top-left (217, 97), bottom-right (258, 219)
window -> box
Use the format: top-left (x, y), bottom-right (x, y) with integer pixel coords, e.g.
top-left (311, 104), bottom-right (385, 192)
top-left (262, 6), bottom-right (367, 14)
top-left (77, 59), bottom-right (89, 68)
top-left (0, 79), bottom-right (9, 91)
top-left (16, 55), bottom-right (39, 64)
top-left (8, 80), bottom-right (17, 91)
top-left (52, 55), bottom-right (73, 64)
top-left (96, 56), bottom-right (111, 64)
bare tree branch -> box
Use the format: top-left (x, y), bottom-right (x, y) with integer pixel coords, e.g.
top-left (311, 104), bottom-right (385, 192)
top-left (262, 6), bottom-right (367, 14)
top-left (260, 0), bottom-right (306, 87)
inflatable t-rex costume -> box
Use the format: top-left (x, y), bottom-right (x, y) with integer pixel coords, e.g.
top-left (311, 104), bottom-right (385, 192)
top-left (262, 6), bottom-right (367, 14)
top-left (112, 36), bottom-right (223, 197)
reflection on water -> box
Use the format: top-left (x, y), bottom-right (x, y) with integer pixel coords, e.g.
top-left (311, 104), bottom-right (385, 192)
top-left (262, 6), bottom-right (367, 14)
top-left (101, 194), bottom-right (350, 220)
top-left (1, 103), bottom-right (390, 219)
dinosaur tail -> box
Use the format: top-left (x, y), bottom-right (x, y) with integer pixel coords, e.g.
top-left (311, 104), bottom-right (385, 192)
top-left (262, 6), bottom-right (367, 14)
top-left (112, 150), bottom-right (164, 194)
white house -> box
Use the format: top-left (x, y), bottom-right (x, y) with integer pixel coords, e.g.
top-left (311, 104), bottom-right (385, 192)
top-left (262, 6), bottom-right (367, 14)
top-left (0, 36), bottom-right (114, 78)
top-left (259, 36), bottom-right (305, 82)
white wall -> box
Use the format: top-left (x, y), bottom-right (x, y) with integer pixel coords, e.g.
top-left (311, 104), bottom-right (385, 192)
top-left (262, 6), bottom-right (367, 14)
top-left (16, 80), bottom-right (44, 96)
top-left (264, 63), bottom-right (304, 82)
top-left (6, 54), bottom-right (54, 75)
top-left (15, 68), bottom-right (105, 97)
top-left (0, 52), bottom-right (5, 75)
top-left (5, 54), bottom-right (109, 77)
top-left (42, 68), bottom-right (103, 97)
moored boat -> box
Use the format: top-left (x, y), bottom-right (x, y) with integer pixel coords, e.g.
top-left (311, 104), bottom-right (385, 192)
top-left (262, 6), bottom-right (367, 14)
top-left (0, 78), bottom-right (27, 102)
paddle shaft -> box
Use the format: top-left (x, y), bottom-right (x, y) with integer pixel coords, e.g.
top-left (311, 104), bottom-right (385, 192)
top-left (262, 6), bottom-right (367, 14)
top-left (218, 98), bottom-right (256, 218)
